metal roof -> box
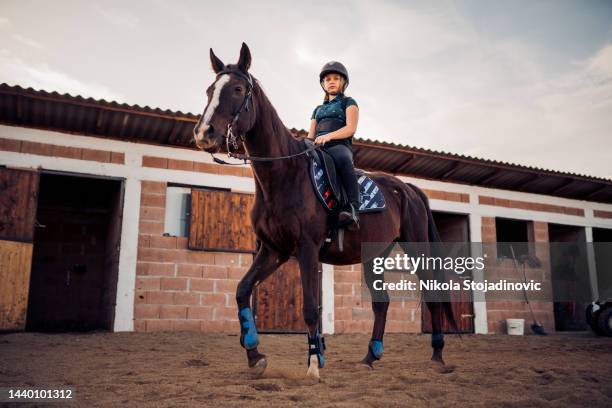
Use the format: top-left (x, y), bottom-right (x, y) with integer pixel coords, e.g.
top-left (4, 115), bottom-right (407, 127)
top-left (1, 83), bottom-right (611, 204)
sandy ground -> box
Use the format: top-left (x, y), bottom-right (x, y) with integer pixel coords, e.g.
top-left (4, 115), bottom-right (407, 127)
top-left (0, 331), bottom-right (611, 407)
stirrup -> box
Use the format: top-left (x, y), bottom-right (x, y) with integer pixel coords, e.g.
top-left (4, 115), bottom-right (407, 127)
top-left (307, 330), bottom-right (326, 368)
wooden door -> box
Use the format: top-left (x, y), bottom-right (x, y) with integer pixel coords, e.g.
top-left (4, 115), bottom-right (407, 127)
top-left (254, 258), bottom-right (313, 333)
top-left (0, 168), bottom-right (39, 330)
top-left (422, 212), bottom-right (474, 333)
top-left (189, 189), bottom-right (256, 253)
top-left (26, 174), bottom-right (123, 331)
top-left (421, 281), bottom-right (474, 333)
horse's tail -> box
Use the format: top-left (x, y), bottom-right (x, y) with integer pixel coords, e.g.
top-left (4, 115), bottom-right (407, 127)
top-left (405, 183), bottom-right (460, 335)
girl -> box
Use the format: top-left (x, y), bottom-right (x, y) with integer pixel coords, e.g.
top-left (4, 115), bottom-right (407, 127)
top-left (308, 61), bottom-right (360, 227)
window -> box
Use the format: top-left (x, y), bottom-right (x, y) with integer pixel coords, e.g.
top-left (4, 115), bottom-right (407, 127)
top-left (495, 217), bottom-right (529, 259)
top-left (164, 186), bottom-right (191, 237)
top-left (188, 189), bottom-right (256, 252)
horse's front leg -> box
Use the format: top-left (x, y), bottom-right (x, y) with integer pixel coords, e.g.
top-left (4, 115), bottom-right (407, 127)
top-left (297, 243), bottom-right (325, 380)
top-left (361, 259), bottom-right (389, 368)
top-left (236, 244), bottom-right (287, 375)
top-left (360, 245), bottom-right (395, 368)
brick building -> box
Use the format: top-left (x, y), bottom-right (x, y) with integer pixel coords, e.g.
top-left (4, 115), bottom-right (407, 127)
top-left (1, 83), bottom-right (611, 335)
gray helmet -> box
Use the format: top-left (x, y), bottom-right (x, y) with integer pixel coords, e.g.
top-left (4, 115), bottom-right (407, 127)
top-left (319, 61), bottom-right (349, 85)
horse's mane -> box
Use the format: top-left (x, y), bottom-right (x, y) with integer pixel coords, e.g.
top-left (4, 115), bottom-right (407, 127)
top-left (250, 75), bottom-right (301, 150)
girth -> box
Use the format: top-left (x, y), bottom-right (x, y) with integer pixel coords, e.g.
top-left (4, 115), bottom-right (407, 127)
top-left (315, 118), bottom-right (345, 135)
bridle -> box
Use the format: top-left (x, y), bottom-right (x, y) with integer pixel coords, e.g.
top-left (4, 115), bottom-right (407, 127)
top-left (215, 69), bottom-right (254, 153)
top-left (208, 70), bottom-right (321, 166)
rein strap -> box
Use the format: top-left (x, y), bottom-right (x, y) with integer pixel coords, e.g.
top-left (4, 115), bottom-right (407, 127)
top-left (211, 142), bottom-right (321, 165)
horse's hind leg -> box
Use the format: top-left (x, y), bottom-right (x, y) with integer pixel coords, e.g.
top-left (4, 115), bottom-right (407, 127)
top-left (361, 255), bottom-right (391, 368)
top-left (402, 183), bottom-right (449, 366)
top-left (296, 243), bottom-right (325, 380)
top-left (425, 300), bottom-right (445, 365)
top-left (236, 244), bottom-right (287, 374)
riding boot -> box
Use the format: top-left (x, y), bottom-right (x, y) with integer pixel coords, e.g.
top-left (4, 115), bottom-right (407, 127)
top-left (338, 202), bottom-right (359, 228)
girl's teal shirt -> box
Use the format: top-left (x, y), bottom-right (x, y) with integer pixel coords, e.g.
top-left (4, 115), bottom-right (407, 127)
top-left (311, 93), bottom-right (358, 147)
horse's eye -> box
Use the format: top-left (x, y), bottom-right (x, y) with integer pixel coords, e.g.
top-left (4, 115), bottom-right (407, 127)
top-left (235, 86), bottom-right (243, 92)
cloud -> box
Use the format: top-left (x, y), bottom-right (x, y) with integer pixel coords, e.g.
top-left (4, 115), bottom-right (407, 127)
top-left (586, 43), bottom-right (612, 78)
top-left (91, 5), bottom-right (139, 30)
top-left (11, 34), bottom-right (42, 49)
top-left (379, 40), bottom-right (612, 178)
top-left (0, 52), bottom-right (124, 102)
top-left (355, 1), bottom-right (471, 60)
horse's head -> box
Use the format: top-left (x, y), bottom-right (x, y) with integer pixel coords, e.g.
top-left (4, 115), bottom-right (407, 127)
top-left (193, 42), bottom-right (256, 152)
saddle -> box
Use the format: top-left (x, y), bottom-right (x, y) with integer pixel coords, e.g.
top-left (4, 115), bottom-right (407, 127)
top-left (304, 139), bottom-right (386, 251)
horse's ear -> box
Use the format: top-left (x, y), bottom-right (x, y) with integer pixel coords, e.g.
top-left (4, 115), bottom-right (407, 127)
top-left (237, 42), bottom-right (251, 73)
top-left (210, 48), bottom-right (225, 74)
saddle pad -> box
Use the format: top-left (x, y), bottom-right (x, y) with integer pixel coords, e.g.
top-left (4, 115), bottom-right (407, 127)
top-left (310, 155), bottom-right (386, 213)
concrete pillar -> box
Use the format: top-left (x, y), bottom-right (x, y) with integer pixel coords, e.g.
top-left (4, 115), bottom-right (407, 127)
top-left (321, 263), bottom-right (335, 334)
top-left (585, 226), bottom-right (599, 300)
top-left (113, 176), bottom-right (142, 331)
top-left (469, 212), bottom-right (488, 334)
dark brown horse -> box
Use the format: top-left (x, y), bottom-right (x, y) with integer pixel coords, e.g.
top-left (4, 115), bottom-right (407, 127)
top-left (193, 43), bottom-right (455, 379)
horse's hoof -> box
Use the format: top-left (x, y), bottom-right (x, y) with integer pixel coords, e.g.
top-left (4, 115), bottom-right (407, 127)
top-left (306, 355), bottom-right (320, 381)
top-left (431, 355), bottom-right (445, 366)
top-left (431, 350), bottom-right (445, 366)
top-left (429, 361), bottom-right (455, 374)
top-left (249, 357), bottom-right (267, 378)
top-left (360, 356), bottom-right (374, 369)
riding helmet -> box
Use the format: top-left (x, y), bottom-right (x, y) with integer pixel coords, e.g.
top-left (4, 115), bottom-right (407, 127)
top-left (319, 61), bottom-right (349, 85)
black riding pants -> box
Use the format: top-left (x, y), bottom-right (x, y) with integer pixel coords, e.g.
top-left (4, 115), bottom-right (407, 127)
top-left (324, 143), bottom-right (360, 208)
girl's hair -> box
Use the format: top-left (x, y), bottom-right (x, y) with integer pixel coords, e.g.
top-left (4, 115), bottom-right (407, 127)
top-left (322, 77), bottom-right (347, 102)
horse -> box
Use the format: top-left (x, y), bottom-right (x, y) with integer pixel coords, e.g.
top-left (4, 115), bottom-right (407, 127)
top-left (193, 42), bottom-right (456, 379)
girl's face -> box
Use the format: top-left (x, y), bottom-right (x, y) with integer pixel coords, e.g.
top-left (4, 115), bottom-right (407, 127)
top-left (323, 73), bottom-right (345, 94)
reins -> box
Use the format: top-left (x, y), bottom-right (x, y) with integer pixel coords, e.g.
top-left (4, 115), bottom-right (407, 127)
top-left (210, 143), bottom-right (322, 166)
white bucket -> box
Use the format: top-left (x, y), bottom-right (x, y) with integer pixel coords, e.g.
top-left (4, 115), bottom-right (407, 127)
top-left (506, 318), bottom-right (525, 335)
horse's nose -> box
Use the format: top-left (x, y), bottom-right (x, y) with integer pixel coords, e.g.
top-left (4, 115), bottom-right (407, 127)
top-left (194, 124), bottom-right (214, 143)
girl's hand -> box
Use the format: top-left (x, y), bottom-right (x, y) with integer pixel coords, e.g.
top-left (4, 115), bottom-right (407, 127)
top-left (314, 134), bottom-right (332, 145)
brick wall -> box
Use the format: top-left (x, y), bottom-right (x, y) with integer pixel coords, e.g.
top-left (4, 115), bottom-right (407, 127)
top-left (0, 137), bottom-right (124, 164)
top-left (422, 188), bottom-right (469, 203)
top-left (594, 209), bottom-right (612, 219)
top-left (333, 262), bottom-right (420, 334)
top-left (134, 180), bottom-right (251, 332)
top-left (479, 195), bottom-right (584, 216)
top-left (141, 155), bottom-right (252, 178)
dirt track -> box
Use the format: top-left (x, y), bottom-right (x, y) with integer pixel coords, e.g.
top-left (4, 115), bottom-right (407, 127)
top-left (1, 331), bottom-right (611, 407)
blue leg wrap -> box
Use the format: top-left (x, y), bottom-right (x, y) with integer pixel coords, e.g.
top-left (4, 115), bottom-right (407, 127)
top-left (238, 307), bottom-right (259, 350)
top-left (431, 332), bottom-right (444, 349)
top-left (369, 339), bottom-right (384, 360)
top-left (307, 330), bottom-right (326, 368)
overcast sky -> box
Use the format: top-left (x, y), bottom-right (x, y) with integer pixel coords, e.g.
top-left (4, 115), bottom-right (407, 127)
top-left (1, 0), bottom-right (611, 178)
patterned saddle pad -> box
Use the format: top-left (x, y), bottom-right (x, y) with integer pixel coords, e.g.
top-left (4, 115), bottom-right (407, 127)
top-left (308, 147), bottom-right (386, 213)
